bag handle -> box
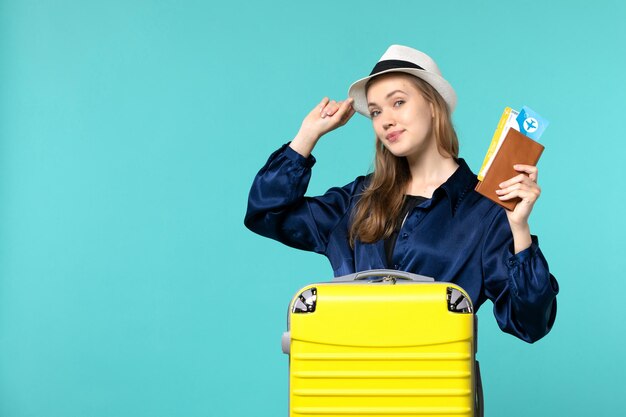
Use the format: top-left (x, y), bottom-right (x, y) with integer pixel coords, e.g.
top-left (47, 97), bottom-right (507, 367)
top-left (332, 269), bottom-right (435, 283)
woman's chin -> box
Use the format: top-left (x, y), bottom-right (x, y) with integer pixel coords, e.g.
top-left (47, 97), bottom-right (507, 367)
top-left (383, 139), bottom-right (435, 160)
top-left (384, 143), bottom-right (415, 158)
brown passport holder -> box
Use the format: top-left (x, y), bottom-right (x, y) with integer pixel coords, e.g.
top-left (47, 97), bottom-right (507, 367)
top-left (475, 128), bottom-right (545, 211)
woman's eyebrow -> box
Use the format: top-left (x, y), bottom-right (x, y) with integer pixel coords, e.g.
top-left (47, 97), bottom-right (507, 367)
top-left (368, 89), bottom-right (407, 107)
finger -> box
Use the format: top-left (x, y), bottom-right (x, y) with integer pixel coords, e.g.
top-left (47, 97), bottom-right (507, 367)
top-left (499, 173), bottom-right (527, 189)
top-left (318, 97), bottom-right (330, 116)
top-left (497, 188), bottom-right (540, 203)
top-left (503, 175), bottom-right (538, 190)
top-left (334, 98), bottom-right (354, 119)
top-left (496, 182), bottom-right (525, 195)
top-left (514, 164), bottom-right (539, 181)
top-left (339, 104), bottom-right (356, 126)
top-left (496, 180), bottom-right (539, 195)
top-left (496, 181), bottom-right (541, 196)
top-left (344, 106), bottom-right (356, 121)
top-left (499, 173), bottom-right (540, 188)
top-left (496, 187), bottom-right (541, 203)
top-left (321, 100), bottom-right (339, 118)
top-left (324, 99), bottom-right (350, 123)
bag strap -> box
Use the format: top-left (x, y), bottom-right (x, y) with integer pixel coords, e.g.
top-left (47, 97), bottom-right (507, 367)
top-left (332, 269), bottom-right (435, 283)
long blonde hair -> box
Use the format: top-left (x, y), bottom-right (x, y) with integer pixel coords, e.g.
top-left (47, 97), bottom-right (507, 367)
top-left (349, 74), bottom-right (459, 245)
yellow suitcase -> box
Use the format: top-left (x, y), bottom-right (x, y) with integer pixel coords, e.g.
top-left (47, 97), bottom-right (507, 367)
top-left (282, 269), bottom-right (483, 417)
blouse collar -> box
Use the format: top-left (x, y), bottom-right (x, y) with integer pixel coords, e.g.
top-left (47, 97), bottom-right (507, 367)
top-left (434, 158), bottom-right (478, 217)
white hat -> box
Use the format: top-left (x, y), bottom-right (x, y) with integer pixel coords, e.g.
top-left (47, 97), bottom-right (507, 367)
top-left (348, 45), bottom-right (457, 118)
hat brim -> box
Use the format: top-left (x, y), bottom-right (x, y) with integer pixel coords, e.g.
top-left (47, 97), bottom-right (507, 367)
top-left (348, 68), bottom-right (457, 118)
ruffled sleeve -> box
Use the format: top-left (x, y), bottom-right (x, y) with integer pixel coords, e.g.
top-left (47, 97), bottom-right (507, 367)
top-left (244, 143), bottom-right (362, 254)
top-left (482, 208), bottom-right (559, 343)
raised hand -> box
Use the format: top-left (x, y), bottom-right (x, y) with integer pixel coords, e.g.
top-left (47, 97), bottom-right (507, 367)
top-left (289, 97), bottom-right (356, 157)
top-left (496, 164), bottom-right (541, 253)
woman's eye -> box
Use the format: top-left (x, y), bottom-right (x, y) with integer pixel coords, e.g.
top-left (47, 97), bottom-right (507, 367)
top-left (394, 100), bottom-right (405, 107)
top-left (370, 110), bottom-right (380, 117)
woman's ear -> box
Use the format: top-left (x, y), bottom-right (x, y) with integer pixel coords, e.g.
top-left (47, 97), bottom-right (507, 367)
top-left (430, 102), bottom-right (435, 118)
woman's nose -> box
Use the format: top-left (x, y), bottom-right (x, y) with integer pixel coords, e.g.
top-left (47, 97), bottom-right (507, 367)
top-left (382, 118), bottom-right (395, 130)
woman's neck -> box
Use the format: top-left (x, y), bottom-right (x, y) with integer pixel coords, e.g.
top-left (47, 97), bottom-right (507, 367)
top-left (405, 148), bottom-right (459, 198)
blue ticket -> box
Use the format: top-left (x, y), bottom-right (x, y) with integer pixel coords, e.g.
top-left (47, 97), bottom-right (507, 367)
top-left (516, 105), bottom-right (549, 140)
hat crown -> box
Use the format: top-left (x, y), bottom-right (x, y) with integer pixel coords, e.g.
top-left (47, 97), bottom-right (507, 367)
top-left (378, 45), bottom-right (441, 76)
top-left (347, 44), bottom-right (456, 117)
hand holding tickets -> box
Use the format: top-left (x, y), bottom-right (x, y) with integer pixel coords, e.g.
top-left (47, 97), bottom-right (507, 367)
top-left (475, 106), bottom-right (549, 211)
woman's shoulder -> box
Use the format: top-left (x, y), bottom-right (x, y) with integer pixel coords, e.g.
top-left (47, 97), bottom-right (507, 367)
top-left (449, 158), bottom-right (505, 220)
top-left (331, 173), bottom-right (371, 199)
top-left (461, 182), bottom-right (501, 208)
top-left (461, 189), bottom-right (510, 231)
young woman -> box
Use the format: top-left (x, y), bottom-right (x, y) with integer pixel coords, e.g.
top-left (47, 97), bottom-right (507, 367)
top-left (244, 45), bottom-right (558, 343)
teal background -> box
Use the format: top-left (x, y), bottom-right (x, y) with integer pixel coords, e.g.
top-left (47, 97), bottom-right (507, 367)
top-left (1, 1), bottom-right (624, 416)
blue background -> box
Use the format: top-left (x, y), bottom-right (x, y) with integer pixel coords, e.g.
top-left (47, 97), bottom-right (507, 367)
top-left (1, 1), bottom-right (624, 416)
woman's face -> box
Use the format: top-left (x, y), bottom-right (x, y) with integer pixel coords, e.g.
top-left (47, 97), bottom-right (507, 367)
top-left (366, 74), bottom-right (435, 158)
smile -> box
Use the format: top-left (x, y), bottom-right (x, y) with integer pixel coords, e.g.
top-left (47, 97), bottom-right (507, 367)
top-left (386, 130), bottom-right (404, 142)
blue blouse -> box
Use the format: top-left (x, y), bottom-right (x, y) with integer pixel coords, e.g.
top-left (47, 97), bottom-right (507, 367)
top-left (244, 143), bottom-right (559, 343)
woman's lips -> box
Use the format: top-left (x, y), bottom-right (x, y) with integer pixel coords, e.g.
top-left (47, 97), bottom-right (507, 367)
top-left (386, 130), bottom-right (404, 143)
